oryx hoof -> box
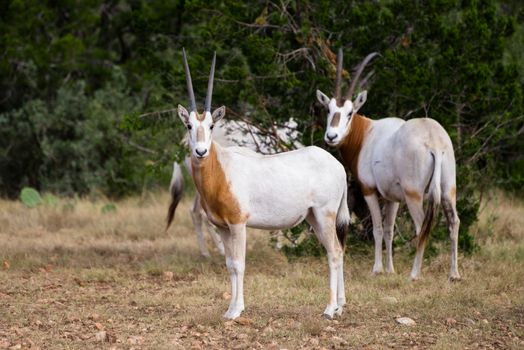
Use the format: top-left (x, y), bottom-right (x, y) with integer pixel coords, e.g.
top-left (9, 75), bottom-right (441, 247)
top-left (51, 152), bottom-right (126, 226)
top-left (372, 266), bottom-right (384, 275)
top-left (449, 274), bottom-right (462, 282)
top-left (223, 306), bottom-right (244, 320)
top-left (323, 313), bottom-right (333, 320)
top-left (335, 306), bottom-right (344, 316)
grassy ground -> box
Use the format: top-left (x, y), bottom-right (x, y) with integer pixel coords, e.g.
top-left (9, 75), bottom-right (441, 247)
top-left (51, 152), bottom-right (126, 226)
top-left (0, 191), bottom-right (523, 349)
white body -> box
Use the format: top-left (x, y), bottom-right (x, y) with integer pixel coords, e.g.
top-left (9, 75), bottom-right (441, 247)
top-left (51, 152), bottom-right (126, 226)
top-left (167, 118), bottom-right (303, 257)
top-left (317, 89), bottom-right (460, 281)
top-left (178, 103), bottom-right (350, 320)
top-left (193, 142), bottom-right (349, 320)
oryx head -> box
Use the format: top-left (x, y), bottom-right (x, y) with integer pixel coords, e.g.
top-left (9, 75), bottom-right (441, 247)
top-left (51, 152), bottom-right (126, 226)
top-left (178, 48), bottom-right (226, 159)
top-left (316, 49), bottom-right (378, 147)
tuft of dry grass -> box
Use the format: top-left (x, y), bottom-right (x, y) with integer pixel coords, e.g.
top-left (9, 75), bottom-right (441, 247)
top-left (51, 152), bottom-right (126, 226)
top-left (0, 191), bottom-right (523, 349)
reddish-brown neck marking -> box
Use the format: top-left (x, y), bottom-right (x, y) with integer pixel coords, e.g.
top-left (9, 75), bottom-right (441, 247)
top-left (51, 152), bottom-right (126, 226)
top-left (191, 143), bottom-right (245, 227)
top-left (338, 113), bottom-right (372, 183)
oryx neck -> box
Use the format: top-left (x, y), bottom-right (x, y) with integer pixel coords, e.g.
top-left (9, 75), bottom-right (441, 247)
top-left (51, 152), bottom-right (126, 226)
top-left (189, 141), bottom-right (244, 226)
top-left (338, 114), bottom-right (372, 180)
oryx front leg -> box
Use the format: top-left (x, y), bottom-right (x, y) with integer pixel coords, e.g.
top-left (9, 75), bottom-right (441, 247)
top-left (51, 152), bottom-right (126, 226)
top-left (219, 224), bottom-right (247, 319)
top-left (383, 201), bottom-right (399, 274)
top-left (308, 210), bottom-right (344, 319)
top-left (364, 193), bottom-right (385, 274)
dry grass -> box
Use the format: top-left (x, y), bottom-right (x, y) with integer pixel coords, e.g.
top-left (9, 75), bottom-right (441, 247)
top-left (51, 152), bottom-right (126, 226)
top-left (0, 191), bottom-right (523, 349)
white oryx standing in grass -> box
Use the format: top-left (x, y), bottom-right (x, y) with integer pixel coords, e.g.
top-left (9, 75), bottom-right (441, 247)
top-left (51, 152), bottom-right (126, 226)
top-left (166, 117), bottom-right (303, 257)
top-left (178, 49), bottom-right (350, 319)
top-left (316, 50), bottom-right (460, 281)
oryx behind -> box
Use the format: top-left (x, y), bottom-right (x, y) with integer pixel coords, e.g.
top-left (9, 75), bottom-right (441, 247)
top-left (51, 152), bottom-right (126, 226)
top-left (317, 49), bottom-right (460, 281)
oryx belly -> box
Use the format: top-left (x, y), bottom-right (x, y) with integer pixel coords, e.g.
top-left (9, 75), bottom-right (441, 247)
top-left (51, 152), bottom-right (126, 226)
top-left (222, 146), bottom-right (347, 230)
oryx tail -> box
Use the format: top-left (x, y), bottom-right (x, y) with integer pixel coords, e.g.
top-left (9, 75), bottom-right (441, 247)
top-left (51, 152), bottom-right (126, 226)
top-left (166, 162), bottom-right (184, 231)
top-left (418, 151), bottom-right (442, 250)
top-left (336, 184), bottom-right (351, 249)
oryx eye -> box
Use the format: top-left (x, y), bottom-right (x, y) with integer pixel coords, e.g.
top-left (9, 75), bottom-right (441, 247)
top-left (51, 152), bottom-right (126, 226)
top-left (210, 124), bottom-right (214, 130)
top-left (187, 124), bottom-right (192, 130)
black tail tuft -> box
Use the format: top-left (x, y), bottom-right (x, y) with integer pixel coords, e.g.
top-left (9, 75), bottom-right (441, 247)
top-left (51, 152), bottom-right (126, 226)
top-left (417, 196), bottom-right (438, 250)
top-left (336, 221), bottom-right (348, 250)
top-left (166, 173), bottom-right (184, 232)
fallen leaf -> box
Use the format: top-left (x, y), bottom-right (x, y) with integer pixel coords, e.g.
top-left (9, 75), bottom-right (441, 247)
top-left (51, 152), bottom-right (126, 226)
top-left (222, 292), bottom-right (231, 300)
top-left (465, 318), bottom-right (476, 326)
top-left (445, 318), bottom-right (457, 326)
top-left (127, 335), bottom-right (144, 345)
top-left (309, 338), bottom-right (319, 346)
top-left (73, 277), bottom-right (85, 286)
top-left (3, 260), bottom-right (9, 270)
top-left (382, 296), bottom-right (398, 304)
top-left (324, 326), bottom-right (336, 333)
top-left (234, 317), bottom-right (252, 326)
top-left (94, 322), bottom-right (104, 330)
top-left (88, 313), bottom-right (100, 321)
top-left (163, 271), bottom-right (174, 281)
top-left (95, 331), bottom-right (107, 342)
top-left (396, 317), bottom-right (416, 326)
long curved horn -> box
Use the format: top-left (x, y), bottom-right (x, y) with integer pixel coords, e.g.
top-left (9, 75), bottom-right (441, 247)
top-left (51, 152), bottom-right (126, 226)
top-left (346, 52), bottom-right (379, 100)
top-left (335, 48), bottom-right (343, 100)
top-left (182, 48), bottom-right (197, 112)
top-left (204, 52), bottom-right (216, 112)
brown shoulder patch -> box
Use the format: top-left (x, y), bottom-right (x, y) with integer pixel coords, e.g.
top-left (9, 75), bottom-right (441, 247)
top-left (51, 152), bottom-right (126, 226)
top-left (338, 114), bottom-right (372, 182)
top-left (191, 144), bottom-right (246, 227)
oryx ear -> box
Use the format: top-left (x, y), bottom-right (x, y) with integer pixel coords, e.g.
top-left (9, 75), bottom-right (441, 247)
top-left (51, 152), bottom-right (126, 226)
top-left (211, 105), bottom-right (226, 123)
top-left (353, 91), bottom-right (367, 113)
top-left (178, 104), bottom-right (190, 124)
top-left (316, 90), bottom-right (331, 108)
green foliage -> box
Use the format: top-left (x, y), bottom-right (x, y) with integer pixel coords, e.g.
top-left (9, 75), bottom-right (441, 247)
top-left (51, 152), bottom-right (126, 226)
top-left (101, 203), bottom-right (117, 214)
top-left (19, 187), bottom-right (42, 208)
top-left (42, 193), bottom-right (59, 208)
top-left (1, 0), bottom-right (523, 257)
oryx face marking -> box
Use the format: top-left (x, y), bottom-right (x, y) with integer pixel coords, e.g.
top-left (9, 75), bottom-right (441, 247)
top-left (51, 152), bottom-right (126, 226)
top-left (178, 107), bottom-right (225, 159)
top-left (324, 99), bottom-right (354, 146)
top-left (187, 111), bottom-right (214, 158)
top-left (317, 89), bottom-right (368, 148)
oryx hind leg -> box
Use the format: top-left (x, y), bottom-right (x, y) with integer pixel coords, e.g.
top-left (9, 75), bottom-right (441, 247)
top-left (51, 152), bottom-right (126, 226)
top-left (190, 194), bottom-right (211, 257)
top-left (306, 208), bottom-right (344, 319)
top-left (442, 187), bottom-right (461, 281)
top-left (204, 219), bottom-right (225, 256)
top-left (404, 193), bottom-right (425, 280)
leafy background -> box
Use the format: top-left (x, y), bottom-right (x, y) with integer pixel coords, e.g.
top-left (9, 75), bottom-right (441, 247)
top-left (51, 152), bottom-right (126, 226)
top-left (1, 0), bottom-right (523, 253)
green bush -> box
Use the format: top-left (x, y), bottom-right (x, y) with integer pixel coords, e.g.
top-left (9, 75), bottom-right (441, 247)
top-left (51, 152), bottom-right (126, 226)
top-left (19, 187), bottom-right (42, 208)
